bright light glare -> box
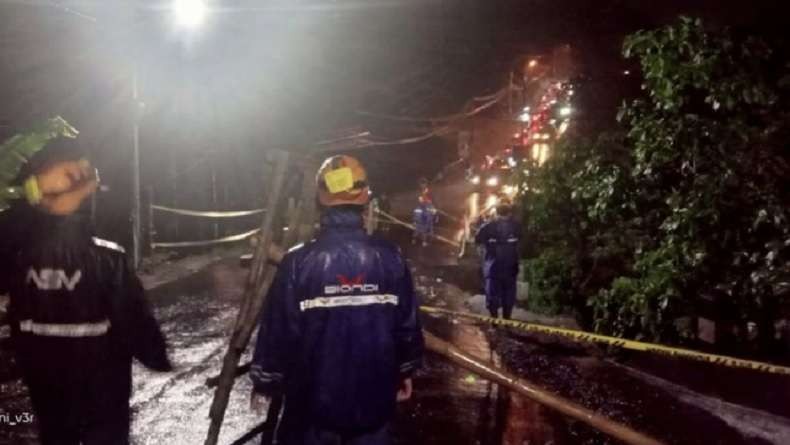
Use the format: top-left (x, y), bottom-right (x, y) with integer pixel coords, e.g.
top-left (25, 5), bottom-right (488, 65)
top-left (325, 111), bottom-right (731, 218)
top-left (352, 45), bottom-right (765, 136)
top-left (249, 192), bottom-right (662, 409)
top-left (559, 106), bottom-right (573, 117)
top-left (528, 59), bottom-right (538, 68)
top-left (539, 144), bottom-right (549, 165)
top-left (507, 157), bottom-right (517, 167)
top-left (519, 112), bottom-right (531, 123)
top-left (486, 176), bottom-right (499, 187)
top-left (174, 0), bottom-right (207, 28)
top-left (485, 194), bottom-right (499, 212)
top-left (471, 175), bottom-right (481, 185)
top-left (558, 120), bottom-right (570, 136)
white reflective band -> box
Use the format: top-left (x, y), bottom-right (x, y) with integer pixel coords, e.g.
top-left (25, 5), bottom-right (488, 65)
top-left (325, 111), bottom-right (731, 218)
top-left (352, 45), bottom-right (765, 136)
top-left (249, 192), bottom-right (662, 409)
top-left (507, 237), bottom-right (519, 243)
top-left (300, 294), bottom-right (399, 312)
top-left (18, 319), bottom-right (111, 337)
top-left (250, 365), bottom-right (283, 383)
top-left (92, 237), bottom-right (125, 253)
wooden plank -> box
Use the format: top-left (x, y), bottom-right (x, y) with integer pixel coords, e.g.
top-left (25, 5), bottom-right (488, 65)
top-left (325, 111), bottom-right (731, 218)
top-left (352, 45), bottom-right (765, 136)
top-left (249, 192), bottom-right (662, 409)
top-left (204, 150), bottom-right (290, 445)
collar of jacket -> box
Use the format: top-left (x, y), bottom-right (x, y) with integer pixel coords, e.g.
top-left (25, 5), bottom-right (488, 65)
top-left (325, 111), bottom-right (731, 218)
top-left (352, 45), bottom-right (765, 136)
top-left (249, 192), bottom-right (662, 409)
top-left (31, 211), bottom-right (93, 241)
top-left (319, 206), bottom-right (365, 232)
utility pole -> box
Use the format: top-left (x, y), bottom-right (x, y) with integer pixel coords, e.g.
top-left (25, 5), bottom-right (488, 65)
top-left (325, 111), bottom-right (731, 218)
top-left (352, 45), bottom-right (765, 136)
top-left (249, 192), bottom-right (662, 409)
top-left (211, 154), bottom-right (219, 239)
top-left (131, 68), bottom-right (142, 269)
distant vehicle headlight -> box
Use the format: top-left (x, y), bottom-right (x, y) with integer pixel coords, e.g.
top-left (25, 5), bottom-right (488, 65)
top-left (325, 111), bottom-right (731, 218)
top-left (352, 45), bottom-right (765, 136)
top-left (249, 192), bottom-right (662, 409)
top-left (486, 176), bottom-right (499, 187)
top-left (470, 175), bottom-right (481, 185)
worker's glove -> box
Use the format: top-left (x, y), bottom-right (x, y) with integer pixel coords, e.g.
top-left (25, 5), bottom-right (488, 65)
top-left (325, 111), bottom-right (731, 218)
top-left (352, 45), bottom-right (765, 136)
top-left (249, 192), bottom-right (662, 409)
top-left (396, 377), bottom-right (413, 402)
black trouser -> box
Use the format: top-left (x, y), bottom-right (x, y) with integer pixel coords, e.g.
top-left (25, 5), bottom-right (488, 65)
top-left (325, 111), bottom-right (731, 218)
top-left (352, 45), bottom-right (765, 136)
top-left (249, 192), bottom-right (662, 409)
top-left (37, 415), bottom-right (129, 445)
top-left (484, 274), bottom-right (517, 319)
top-left (28, 379), bottom-right (130, 445)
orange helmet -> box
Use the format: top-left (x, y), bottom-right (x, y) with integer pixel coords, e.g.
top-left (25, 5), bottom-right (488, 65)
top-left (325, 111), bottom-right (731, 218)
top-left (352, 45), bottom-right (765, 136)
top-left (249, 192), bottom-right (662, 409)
top-left (316, 155), bottom-right (370, 206)
top-left (418, 192), bottom-right (432, 205)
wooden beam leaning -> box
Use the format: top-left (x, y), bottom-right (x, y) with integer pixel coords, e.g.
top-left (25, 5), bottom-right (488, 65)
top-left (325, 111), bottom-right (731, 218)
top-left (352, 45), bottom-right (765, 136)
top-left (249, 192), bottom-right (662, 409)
top-left (204, 160), bottom-right (318, 390)
top-left (423, 331), bottom-right (666, 445)
top-left (204, 150), bottom-right (290, 445)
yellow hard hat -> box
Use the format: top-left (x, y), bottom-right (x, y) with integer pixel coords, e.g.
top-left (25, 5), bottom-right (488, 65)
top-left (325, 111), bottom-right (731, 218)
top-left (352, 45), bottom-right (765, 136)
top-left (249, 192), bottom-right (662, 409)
top-left (316, 155), bottom-right (369, 206)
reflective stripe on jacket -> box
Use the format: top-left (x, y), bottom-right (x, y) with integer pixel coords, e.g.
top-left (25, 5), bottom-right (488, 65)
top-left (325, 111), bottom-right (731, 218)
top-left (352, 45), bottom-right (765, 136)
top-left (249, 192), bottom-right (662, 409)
top-left (8, 213), bottom-right (171, 418)
top-left (251, 207), bottom-right (424, 432)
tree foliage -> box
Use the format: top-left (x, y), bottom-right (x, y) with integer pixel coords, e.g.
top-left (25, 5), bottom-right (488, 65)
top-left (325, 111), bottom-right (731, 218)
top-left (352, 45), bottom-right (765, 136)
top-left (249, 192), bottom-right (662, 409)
top-left (522, 18), bottom-right (790, 348)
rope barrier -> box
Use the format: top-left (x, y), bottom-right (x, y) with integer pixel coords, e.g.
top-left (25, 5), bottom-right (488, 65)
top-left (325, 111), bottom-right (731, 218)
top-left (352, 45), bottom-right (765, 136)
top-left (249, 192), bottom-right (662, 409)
top-left (421, 306), bottom-right (790, 376)
top-left (151, 228), bottom-right (259, 249)
top-left (151, 204), bottom-right (265, 218)
top-left (374, 209), bottom-right (460, 247)
top-left (434, 207), bottom-right (461, 223)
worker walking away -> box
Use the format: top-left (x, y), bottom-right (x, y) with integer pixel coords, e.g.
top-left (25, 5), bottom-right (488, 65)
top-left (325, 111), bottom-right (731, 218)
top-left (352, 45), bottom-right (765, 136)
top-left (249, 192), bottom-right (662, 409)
top-left (250, 155), bottom-right (423, 445)
top-left (474, 197), bottom-right (521, 319)
top-left (7, 149), bottom-right (172, 445)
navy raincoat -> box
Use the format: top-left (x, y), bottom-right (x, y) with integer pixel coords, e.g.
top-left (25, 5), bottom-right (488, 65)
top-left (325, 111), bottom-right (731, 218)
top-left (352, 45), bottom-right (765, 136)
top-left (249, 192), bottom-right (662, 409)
top-left (250, 207), bottom-right (423, 435)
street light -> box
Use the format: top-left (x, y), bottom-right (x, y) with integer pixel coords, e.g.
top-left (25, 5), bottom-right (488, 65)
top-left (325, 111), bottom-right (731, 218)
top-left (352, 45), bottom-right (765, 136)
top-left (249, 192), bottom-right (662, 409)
top-left (130, 1), bottom-right (208, 268)
top-left (174, 0), bottom-right (208, 28)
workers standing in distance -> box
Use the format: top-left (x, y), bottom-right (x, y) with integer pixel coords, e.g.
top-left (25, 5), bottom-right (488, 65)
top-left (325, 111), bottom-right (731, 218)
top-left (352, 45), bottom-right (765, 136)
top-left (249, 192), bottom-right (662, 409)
top-left (475, 196), bottom-right (522, 319)
top-left (6, 146), bottom-right (171, 445)
top-left (412, 179), bottom-right (438, 247)
top-left (250, 155), bottom-right (424, 445)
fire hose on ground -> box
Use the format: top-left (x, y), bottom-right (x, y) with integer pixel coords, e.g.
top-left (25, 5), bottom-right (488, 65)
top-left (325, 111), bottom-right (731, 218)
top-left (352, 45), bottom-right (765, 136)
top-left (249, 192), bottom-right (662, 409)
top-left (203, 226), bottom-right (666, 445)
top-left (207, 329), bottom-right (665, 445)
top-left (374, 208), bottom-right (460, 247)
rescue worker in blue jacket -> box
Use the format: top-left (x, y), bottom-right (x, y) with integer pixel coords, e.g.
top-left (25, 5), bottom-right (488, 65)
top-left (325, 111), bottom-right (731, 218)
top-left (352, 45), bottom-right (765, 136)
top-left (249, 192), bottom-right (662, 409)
top-left (7, 151), bottom-right (171, 445)
top-left (250, 155), bottom-right (424, 445)
top-left (412, 193), bottom-right (437, 247)
top-left (474, 197), bottom-right (521, 319)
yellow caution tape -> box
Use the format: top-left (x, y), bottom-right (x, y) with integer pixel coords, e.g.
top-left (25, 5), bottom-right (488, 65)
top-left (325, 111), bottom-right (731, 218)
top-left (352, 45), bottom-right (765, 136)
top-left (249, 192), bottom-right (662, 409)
top-left (421, 306), bottom-right (790, 376)
top-left (324, 167), bottom-right (354, 194)
top-left (374, 209), bottom-right (460, 247)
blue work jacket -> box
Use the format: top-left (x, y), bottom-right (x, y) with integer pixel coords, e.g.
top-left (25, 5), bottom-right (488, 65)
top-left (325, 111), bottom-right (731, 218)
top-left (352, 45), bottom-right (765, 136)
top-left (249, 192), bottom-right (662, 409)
top-left (251, 207), bottom-right (423, 432)
top-left (474, 216), bottom-right (522, 278)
